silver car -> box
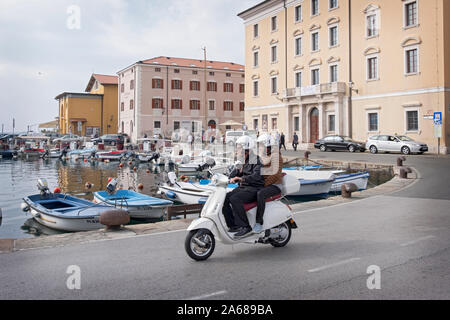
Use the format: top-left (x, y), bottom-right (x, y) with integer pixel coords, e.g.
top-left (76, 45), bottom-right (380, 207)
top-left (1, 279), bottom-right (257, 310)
top-left (366, 135), bottom-right (428, 155)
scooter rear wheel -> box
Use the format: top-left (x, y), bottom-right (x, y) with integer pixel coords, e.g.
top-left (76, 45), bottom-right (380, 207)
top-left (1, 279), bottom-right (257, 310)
top-left (185, 229), bottom-right (215, 261)
top-left (269, 222), bottom-right (292, 247)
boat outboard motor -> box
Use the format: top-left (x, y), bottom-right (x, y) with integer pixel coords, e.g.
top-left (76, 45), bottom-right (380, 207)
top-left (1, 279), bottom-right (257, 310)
top-left (197, 157), bottom-right (216, 172)
top-left (37, 178), bottom-right (51, 198)
top-left (106, 178), bottom-right (118, 195)
top-left (148, 152), bottom-right (160, 162)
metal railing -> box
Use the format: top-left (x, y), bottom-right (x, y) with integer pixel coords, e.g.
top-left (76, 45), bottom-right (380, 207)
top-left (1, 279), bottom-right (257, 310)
top-left (283, 82), bottom-right (346, 98)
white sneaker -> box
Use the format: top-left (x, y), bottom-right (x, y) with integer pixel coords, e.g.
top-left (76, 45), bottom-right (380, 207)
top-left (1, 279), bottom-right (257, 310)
top-left (253, 223), bottom-right (263, 233)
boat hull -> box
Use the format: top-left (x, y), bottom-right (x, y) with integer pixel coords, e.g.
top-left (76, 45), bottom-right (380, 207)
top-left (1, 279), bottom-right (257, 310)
top-left (92, 195), bottom-right (169, 219)
top-left (330, 172), bottom-right (369, 193)
top-left (29, 207), bottom-right (102, 232)
top-left (159, 185), bottom-right (211, 205)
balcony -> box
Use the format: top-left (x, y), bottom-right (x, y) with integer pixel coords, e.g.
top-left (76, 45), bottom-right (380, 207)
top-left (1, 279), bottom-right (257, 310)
top-left (283, 82), bottom-right (347, 99)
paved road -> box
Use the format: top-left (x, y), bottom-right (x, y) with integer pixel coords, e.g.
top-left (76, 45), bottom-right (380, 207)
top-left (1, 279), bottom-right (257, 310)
top-left (1, 151), bottom-right (449, 299)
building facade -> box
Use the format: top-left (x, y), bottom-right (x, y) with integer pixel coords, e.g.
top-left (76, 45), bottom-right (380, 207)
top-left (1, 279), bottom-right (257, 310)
top-left (238, 0), bottom-right (449, 153)
top-left (56, 74), bottom-right (118, 136)
top-left (117, 56), bottom-right (245, 143)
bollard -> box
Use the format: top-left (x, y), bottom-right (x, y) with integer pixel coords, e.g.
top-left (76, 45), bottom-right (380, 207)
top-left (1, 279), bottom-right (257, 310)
top-left (397, 156), bottom-right (406, 167)
top-left (304, 151), bottom-right (311, 159)
top-left (99, 210), bottom-right (130, 231)
top-left (399, 167), bottom-right (412, 179)
top-left (0, 208), bottom-right (2, 227)
top-left (341, 183), bottom-right (358, 198)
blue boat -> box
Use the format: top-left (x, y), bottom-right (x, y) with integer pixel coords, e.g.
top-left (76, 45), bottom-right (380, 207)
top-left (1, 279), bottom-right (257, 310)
top-left (93, 190), bottom-right (173, 219)
top-left (0, 150), bottom-right (15, 159)
top-left (283, 165), bottom-right (323, 170)
top-left (23, 193), bottom-right (118, 232)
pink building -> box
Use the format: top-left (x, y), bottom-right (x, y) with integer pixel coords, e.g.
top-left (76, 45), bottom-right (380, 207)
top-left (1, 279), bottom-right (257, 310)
top-left (117, 56), bottom-right (245, 142)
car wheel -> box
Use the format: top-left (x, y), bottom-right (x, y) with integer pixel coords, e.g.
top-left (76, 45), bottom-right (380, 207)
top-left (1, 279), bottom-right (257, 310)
top-left (320, 144), bottom-right (327, 152)
top-left (401, 146), bottom-right (411, 155)
top-left (348, 145), bottom-right (356, 153)
top-left (370, 145), bottom-right (378, 154)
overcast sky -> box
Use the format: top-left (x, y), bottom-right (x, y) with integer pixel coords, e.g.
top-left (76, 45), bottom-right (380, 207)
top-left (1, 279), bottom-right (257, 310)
top-left (0, 0), bottom-right (260, 132)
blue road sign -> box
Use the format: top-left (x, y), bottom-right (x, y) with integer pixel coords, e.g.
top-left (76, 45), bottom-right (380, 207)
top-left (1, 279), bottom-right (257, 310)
top-left (433, 112), bottom-right (442, 125)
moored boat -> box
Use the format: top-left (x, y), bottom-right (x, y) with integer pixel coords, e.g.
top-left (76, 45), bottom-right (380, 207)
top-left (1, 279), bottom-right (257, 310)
top-left (96, 150), bottom-right (129, 161)
top-left (330, 171), bottom-right (370, 193)
top-left (282, 169), bottom-right (336, 197)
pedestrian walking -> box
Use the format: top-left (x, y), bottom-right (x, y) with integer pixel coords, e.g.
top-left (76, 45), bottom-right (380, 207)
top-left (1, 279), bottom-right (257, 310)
top-left (280, 132), bottom-right (286, 151)
top-left (292, 132), bottom-right (299, 151)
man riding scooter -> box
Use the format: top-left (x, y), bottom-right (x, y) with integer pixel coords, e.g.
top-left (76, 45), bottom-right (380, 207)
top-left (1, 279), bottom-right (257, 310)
top-left (253, 134), bottom-right (284, 233)
top-left (222, 135), bottom-right (265, 237)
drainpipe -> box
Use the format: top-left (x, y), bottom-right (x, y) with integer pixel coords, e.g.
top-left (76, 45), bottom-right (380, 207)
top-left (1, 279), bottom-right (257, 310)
top-left (166, 65), bottom-right (169, 128)
top-left (100, 96), bottom-right (104, 136)
top-left (348, 0), bottom-right (353, 138)
top-left (284, 0), bottom-right (287, 92)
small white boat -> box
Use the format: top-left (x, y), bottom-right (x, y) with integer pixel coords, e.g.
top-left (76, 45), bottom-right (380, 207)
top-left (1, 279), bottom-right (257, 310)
top-left (93, 189), bottom-right (173, 219)
top-left (96, 150), bottom-right (129, 161)
top-left (68, 148), bottom-right (97, 160)
top-left (282, 170), bottom-right (335, 197)
top-left (330, 172), bottom-right (370, 193)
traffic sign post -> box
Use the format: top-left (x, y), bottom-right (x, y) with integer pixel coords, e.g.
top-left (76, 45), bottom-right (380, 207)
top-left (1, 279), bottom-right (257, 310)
top-left (433, 112), bottom-right (442, 155)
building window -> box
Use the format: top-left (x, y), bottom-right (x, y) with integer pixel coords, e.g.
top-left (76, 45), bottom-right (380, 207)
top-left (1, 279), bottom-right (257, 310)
top-left (171, 99), bottom-right (182, 109)
top-left (311, 68), bottom-right (320, 85)
top-left (209, 71), bottom-right (215, 76)
top-left (311, 32), bottom-right (319, 52)
top-left (192, 70), bottom-right (198, 75)
top-left (271, 45), bottom-right (277, 63)
top-left (295, 5), bottom-right (302, 22)
top-left (329, 0), bottom-right (338, 10)
top-left (154, 121), bottom-right (161, 129)
top-left (271, 118), bottom-right (278, 130)
top-left (366, 14), bottom-right (378, 37)
top-left (121, 83), bottom-right (124, 93)
top-left (190, 100), bottom-right (200, 110)
top-left (171, 79), bottom-right (182, 90)
top-left (253, 118), bottom-right (258, 130)
top-left (271, 77), bottom-right (278, 94)
top-left (405, 1), bottom-right (418, 27)
top-left (330, 64), bottom-right (338, 82)
top-left (295, 37), bottom-right (302, 56)
top-left (224, 83), bottom-right (234, 93)
top-left (367, 56), bottom-right (378, 80)
top-left (152, 78), bottom-right (164, 89)
top-left (271, 16), bottom-right (277, 31)
top-left (329, 26), bottom-right (338, 47)
top-left (254, 24), bottom-right (259, 38)
top-left (152, 98), bottom-right (163, 109)
top-left (174, 69), bottom-right (180, 73)
top-left (120, 102), bottom-right (124, 111)
top-left (207, 81), bottom-right (217, 91)
top-left (406, 110), bottom-right (418, 131)
top-left (130, 99), bottom-right (134, 110)
top-left (174, 121), bottom-right (180, 130)
top-left (368, 113), bottom-right (378, 131)
top-left (294, 116), bottom-right (300, 131)
top-left (253, 51), bottom-right (259, 67)
top-left (155, 67), bottom-right (161, 72)
top-left (311, 0), bottom-right (319, 16)
top-left (328, 114), bottom-right (335, 132)
top-left (405, 48), bottom-right (418, 74)
top-left (226, 73), bottom-right (231, 77)
top-left (295, 71), bottom-right (302, 88)
top-left (190, 81), bottom-right (200, 91)
top-left (253, 81), bottom-right (259, 97)
top-left (223, 101), bottom-right (233, 111)
top-left (240, 83), bottom-right (245, 93)
top-left (240, 102), bottom-right (245, 111)
top-left (209, 100), bottom-right (215, 110)
top-left (130, 80), bottom-right (134, 90)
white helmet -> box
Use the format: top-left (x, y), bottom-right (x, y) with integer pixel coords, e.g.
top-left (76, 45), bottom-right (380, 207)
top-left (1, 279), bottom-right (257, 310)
top-left (235, 135), bottom-right (255, 150)
top-left (257, 133), bottom-right (276, 147)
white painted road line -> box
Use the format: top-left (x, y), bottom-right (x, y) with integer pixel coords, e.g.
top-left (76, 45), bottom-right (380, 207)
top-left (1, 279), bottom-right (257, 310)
top-left (400, 235), bottom-right (435, 247)
top-left (308, 258), bottom-right (361, 273)
top-left (186, 290), bottom-right (228, 300)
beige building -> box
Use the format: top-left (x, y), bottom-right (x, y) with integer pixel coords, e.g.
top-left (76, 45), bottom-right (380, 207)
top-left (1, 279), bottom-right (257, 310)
top-left (238, 0), bottom-right (449, 153)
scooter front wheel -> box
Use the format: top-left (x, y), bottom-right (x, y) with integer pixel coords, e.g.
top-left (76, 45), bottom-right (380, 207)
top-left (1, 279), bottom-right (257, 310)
top-left (185, 229), bottom-right (215, 261)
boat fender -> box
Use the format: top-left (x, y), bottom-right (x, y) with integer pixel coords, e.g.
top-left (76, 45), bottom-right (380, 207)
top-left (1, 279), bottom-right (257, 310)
top-left (53, 187), bottom-right (61, 193)
top-left (85, 182), bottom-right (93, 189)
top-left (137, 184), bottom-right (144, 190)
top-left (166, 191), bottom-right (177, 199)
top-left (21, 203), bottom-right (30, 212)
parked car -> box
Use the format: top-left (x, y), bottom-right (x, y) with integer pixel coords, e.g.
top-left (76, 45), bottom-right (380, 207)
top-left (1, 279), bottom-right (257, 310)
top-left (314, 135), bottom-right (366, 152)
top-left (366, 135), bottom-right (428, 155)
top-left (224, 130), bottom-right (257, 145)
top-left (92, 134), bottom-right (124, 146)
top-left (53, 134), bottom-right (81, 143)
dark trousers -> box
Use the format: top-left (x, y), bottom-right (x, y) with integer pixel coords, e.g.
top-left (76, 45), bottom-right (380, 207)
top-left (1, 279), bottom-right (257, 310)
top-left (280, 142), bottom-right (286, 150)
top-left (255, 185), bottom-right (281, 225)
top-left (222, 186), bottom-right (259, 228)
top-left (292, 143), bottom-right (298, 151)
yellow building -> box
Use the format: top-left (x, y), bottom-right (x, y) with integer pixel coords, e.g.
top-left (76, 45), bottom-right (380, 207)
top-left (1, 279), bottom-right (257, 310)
top-left (56, 74), bottom-right (118, 136)
top-left (238, 0), bottom-right (449, 153)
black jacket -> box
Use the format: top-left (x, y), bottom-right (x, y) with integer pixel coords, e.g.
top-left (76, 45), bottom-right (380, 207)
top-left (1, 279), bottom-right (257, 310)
top-left (229, 151), bottom-right (265, 189)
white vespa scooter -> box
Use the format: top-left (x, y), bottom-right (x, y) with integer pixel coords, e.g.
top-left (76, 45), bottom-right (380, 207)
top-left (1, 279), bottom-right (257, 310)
top-left (184, 172), bottom-right (300, 261)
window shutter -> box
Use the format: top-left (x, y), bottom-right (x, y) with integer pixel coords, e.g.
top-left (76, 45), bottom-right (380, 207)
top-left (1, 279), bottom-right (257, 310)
top-left (190, 81), bottom-right (192, 90)
top-left (223, 83), bottom-right (226, 92)
top-left (171, 99), bottom-right (174, 109)
top-left (152, 79), bottom-right (155, 88)
top-left (231, 84), bottom-right (234, 92)
top-left (180, 99), bottom-right (183, 109)
top-left (161, 99), bottom-right (163, 109)
top-left (152, 99), bottom-right (155, 109)
top-left (171, 80), bottom-right (174, 89)
top-left (180, 80), bottom-right (182, 90)
top-left (161, 79), bottom-right (163, 89)
top-left (231, 102), bottom-right (234, 110)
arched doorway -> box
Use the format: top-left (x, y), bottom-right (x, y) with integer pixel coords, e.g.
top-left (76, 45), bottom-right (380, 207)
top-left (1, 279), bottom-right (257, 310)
top-left (208, 119), bottom-right (216, 129)
top-left (309, 107), bottom-right (319, 143)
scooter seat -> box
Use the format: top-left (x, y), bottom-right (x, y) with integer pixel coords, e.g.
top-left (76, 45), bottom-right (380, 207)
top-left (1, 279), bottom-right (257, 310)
top-left (243, 193), bottom-right (282, 212)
